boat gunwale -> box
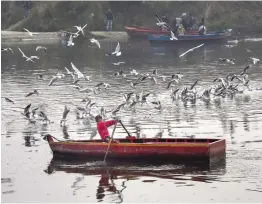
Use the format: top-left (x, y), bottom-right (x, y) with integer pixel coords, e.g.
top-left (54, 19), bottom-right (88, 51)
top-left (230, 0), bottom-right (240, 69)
top-left (46, 136), bottom-right (224, 148)
top-left (50, 141), bottom-right (211, 147)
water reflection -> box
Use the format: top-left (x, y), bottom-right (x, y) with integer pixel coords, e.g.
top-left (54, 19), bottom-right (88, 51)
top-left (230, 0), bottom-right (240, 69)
top-left (1, 178), bottom-right (14, 195)
top-left (62, 125), bottom-right (70, 139)
top-left (243, 113), bottom-right (250, 132)
top-left (22, 126), bottom-right (39, 147)
top-left (96, 171), bottom-right (125, 203)
top-left (45, 156), bottom-right (226, 202)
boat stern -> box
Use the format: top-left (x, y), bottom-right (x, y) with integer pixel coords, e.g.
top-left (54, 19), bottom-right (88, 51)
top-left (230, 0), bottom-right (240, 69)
top-left (208, 139), bottom-right (226, 160)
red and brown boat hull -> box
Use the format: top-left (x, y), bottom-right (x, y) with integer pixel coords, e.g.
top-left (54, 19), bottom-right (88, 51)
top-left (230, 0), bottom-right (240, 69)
top-left (44, 135), bottom-right (226, 164)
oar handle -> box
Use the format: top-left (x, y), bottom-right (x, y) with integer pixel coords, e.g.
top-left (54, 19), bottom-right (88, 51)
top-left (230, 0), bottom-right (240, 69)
top-left (119, 120), bottom-right (131, 137)
top-left (103, 121), bottom-right (118, 163)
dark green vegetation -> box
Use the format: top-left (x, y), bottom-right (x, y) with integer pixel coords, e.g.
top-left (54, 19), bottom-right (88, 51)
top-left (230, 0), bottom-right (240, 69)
top-left (2, 1), bottom-right (262, 34)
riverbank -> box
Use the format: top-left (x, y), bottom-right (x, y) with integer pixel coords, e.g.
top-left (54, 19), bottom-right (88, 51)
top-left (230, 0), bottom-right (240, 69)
top-left (1, 31), bottom-right (129, 43)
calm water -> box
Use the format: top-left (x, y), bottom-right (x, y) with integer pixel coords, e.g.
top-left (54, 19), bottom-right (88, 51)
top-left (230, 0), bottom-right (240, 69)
top-left (1, 36), bottom-right (262, 202)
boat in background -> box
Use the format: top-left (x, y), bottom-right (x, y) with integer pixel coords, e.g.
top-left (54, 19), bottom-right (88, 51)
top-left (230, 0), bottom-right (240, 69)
top-left (124, 26), bottom-right (198, 38)
top-left (43, 134), bottom-right (226, 165)
top-left (148, 30), bottom-right (232, 44)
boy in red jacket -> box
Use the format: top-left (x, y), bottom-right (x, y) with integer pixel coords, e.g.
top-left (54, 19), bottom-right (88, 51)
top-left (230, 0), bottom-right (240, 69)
top-left (95, 115), bottom-right (118, 142)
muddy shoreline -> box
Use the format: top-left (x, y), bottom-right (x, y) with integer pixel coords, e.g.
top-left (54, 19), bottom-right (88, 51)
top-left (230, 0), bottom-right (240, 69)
top-left (1, 31), bottom-right (129, 43)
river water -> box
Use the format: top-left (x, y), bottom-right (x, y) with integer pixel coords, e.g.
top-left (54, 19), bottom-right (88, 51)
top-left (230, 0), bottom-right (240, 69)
top-left (1, 35), bottom-right (262, 202)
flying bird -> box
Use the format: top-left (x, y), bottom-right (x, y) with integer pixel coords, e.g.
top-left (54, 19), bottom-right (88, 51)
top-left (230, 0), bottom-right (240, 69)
top-left (170, 30), bottom-right (178, 40)
top-left (67, 35), bottom-right (75, 47)
top-left (39, 111), bottom-right (50, 124)
top-left (48, 76), bottom-right (60, 86)
top-left (111, 102), bottom-right (126, 115)
top-left (4, 97), bottom-right (14, 104)
top-left (155, 13), bottom-right (167, 27)
top-left (250, 57), bottom-right (260, 65)
top-left (1, 48), bottom-right (14, 53)
top-left (71, 62), bottom-right (84, 79)
top-left (167, 79), bottom-right (179, 89)
top-left (73, 24), bottom-right (87, 36)
top-left (111, 41), bottom-right (121, 56)
top-left (23, 28), bottom-right (39, 36)
top-left (179, 44), bottom-right (204, 57)
top-left (18, 47), bottom-right (38, 63)
top-left (23, 103), bottom-right (31, 116)
top-left (240, 65), bottom-right (251, 75)
top-left (112, 61), bottom-right (125, 66)
top-left (90, 38), bottom-right (101, 48)
top-left (36, 46), bottom-right (47, 53)
top-left (25, 90), bottom-right (39, 97)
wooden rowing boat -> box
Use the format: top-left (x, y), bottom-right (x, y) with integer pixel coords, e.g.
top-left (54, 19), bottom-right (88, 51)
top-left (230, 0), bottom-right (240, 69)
top-left (44, 134), bottom-right (226, 164)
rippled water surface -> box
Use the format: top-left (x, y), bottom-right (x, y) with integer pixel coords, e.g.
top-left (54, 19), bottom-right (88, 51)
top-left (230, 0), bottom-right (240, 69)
top-left (1, 36), bottom-right (262, 202)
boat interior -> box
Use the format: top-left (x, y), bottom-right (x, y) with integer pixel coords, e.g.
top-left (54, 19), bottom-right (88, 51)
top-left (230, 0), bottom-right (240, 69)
top-left (68, 137), bottom-right (220, 144)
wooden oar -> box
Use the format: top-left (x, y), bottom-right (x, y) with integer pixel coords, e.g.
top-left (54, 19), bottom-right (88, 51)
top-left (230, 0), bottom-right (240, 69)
top-left (119, 120), bottom-right (131, 137)
top-left (103, 121), bottom-right (118, 163)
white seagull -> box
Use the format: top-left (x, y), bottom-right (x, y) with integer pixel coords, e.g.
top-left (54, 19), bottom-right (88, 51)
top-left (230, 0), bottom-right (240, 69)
top-left (67, 35), bottom-right (75, 47)
top-left (130, 69), bottom-right (138, 75)
top-left (36, 46), bottom-right (47, 52)
top-left (112, 61), bottom-right (125, 66)
top-left (1, 48), bottom-right (14, 53)
top-left (250, 57), bottom-right (260, 65)
top-left (64, 67), bottom-right (74, 75)
top-left (155, 15), bottom-right (166, 27)
top-left (111, 41), bottom-right (121, 56)
top-left (179, 43), bottom-right (204, 57)
top-left (71, 62), bottom-right (84, 79)
top-left (90, 38), bottom-right (101, 48)
top-left (23, 28), bottom-right (39, 36)
top-left (170, 30), bottom-right (178, 40)
top-left (73, 24), bottom-right (87, 36)
top-left (18, 47), bottom-right (38, 63)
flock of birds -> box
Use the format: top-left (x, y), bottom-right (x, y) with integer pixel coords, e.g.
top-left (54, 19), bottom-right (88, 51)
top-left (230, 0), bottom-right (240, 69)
top-left (2, 23), bottom-right (261, 136)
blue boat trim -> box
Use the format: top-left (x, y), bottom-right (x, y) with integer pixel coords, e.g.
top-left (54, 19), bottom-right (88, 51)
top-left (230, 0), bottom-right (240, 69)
top-left (148, 31), bottom-right (230, 42)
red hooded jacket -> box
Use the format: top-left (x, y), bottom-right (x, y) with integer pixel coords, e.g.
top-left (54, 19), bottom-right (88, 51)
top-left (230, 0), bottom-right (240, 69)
top-left (97, 120), bottom-right (117, 141)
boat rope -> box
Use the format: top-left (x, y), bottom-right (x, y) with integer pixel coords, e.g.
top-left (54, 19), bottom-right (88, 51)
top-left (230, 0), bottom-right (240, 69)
top-left (50, 135), bottom-right (63, 141)
top-left (43, 134), bottom-right (63, 142)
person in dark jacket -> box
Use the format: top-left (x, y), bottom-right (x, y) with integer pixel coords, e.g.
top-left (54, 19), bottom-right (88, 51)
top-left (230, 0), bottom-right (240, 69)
top-left (23, 1), bottom-right (33, 18)
top-left (188, 13), bottom-right (196, 30)
top-left (105, 9), bottom-right (113, 31)
top-left (171, 18), bottom-right (178, 35)
top-left (198, 18), bottom-right (206, 35)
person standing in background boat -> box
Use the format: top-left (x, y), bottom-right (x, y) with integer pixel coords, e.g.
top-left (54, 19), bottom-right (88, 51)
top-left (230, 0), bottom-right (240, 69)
top-left (188, 13), bottom-right (196, 31)
top-left (105, 9), bottom-right (113, 31)
top-left (198, 18), bottom-right (206, 35)
top-left (95, 115), bottom-right (118, 142)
